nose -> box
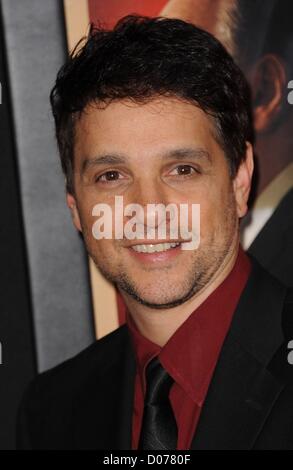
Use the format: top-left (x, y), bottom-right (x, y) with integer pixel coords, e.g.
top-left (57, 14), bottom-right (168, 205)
top-left (124, 179), bottom-right (177, 236)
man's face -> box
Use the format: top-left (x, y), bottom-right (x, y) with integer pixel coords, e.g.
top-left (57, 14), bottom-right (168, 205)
top-left (69, 97), bottom-right (244, 309)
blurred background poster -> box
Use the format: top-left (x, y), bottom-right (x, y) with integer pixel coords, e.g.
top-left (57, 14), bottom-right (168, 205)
top-left (0, 0), bottom-right (292, 449)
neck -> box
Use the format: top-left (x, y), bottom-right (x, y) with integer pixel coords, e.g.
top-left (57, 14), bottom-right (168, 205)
top-left (121, 236), bottom-right (240, 347)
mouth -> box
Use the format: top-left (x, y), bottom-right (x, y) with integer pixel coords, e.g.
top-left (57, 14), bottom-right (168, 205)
top-left (131, 241), bottom-right (181, 253)
top-left (126, 240), bottom-right (185, 264)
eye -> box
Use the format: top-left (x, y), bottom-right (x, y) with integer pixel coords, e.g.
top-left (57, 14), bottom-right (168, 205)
top-left (95, 170), bottom-right (123, 183)
top-left (169, 165), bottom-right (199, 177)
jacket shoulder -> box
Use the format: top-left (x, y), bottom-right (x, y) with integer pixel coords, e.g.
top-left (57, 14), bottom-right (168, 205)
top-left (16, 324), bottom-right (130, 448)
top-left (26, 324), bottom-right (129, 399)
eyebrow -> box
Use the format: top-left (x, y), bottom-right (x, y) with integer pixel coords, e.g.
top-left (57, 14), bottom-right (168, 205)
top-left (81, 147), bottom-right (211, 175)
top-left (81, 153), bottom-right (126, 175)
top-left (162, 147), bottom-right (212, 163)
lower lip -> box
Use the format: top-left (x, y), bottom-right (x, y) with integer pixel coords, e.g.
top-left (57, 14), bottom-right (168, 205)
top-left (128, 244), bottom-right (182, 263)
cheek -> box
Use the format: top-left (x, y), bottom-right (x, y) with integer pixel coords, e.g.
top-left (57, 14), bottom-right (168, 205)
top-left (84, 234), bottom-right (118, 268)
top-left (194, 182), bottom-right (235, 237)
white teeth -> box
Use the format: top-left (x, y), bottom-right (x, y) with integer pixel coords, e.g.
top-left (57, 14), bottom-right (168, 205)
top-left (131, 242), bottom-right (180, 253)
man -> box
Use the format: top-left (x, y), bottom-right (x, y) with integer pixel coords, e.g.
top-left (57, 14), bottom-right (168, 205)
top-left (161, 0), bottom-right (293, 287)
top-left (17, 16), bottom-right (293, 450)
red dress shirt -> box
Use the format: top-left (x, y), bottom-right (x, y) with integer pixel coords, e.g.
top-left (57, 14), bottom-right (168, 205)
top-left (127, 245), bottom-right (252, 450)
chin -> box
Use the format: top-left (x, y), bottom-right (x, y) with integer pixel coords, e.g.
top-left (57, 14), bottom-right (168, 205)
top-left (126, 284), bottom-right (196, 309)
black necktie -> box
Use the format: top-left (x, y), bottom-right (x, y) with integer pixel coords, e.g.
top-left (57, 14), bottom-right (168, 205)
top-left (138, 356), bottom-right (178, 450)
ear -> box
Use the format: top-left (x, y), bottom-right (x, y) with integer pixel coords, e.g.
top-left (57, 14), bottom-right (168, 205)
top-left (233, 142), bottom-right (254, 218)
top-left (250, 54), bottom-right (286, 132)
top-left (66, 192), bottom-right (82, 232)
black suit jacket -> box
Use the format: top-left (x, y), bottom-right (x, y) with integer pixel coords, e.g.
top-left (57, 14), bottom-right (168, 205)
top-left (17, 259), bottom-right (293, 450)
top-left (248, 188), bottom-right (293, 287)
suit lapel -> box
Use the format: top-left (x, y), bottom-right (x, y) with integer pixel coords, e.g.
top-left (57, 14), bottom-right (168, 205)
top-left (191, 259), bottom-right (287, 450)
top-left (190, 335), bottom-right (285, 449)
top-left (73, 326), bottom-right (136, 449)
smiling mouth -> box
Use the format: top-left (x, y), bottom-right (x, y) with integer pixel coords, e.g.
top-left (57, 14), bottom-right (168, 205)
top-left (130, 241), bottom-right (181, 253)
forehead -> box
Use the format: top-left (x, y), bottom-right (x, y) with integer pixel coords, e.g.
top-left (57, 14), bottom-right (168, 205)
top-left (74, 97), bottom-right (219, 159)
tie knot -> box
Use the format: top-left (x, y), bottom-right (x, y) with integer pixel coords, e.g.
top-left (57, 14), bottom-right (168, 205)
top-left (144, 357), bottom-right (174, 405)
